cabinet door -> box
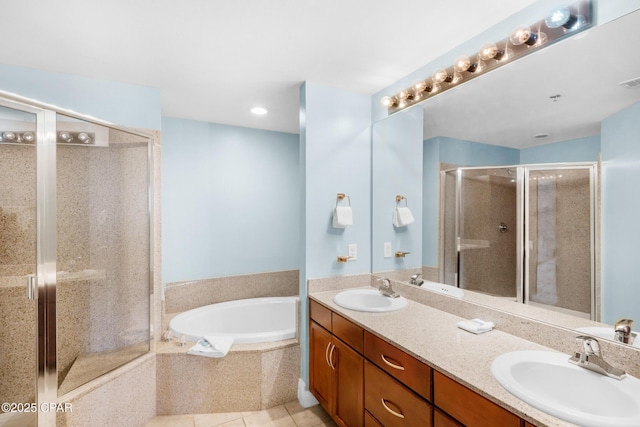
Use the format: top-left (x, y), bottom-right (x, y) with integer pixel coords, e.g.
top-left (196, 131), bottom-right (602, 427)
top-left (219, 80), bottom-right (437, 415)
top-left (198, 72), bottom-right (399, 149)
top-left (310, 321), bottom-right (334, 412)
top-left (333, 337), bottom-right (364, 427)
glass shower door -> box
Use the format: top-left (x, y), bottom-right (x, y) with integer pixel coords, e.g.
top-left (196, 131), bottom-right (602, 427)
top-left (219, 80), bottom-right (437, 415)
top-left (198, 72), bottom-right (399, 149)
top-left (457, 167), bottom-right (520, 299)
top-left (525, 166), bottom-right (595, 318)
top-left (0, 105), bottom-right (38, 427)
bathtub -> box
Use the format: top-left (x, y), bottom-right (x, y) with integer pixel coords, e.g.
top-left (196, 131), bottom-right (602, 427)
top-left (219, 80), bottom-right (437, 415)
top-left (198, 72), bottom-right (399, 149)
top-left (169, 296), bottom-right (298, 344)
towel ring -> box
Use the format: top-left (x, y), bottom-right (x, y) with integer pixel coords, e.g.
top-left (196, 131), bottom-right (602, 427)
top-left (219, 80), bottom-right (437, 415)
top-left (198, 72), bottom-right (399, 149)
top-left (395, 195), bottom-right (408, 207)
top-left (337, 193), bottom-right (351, 207)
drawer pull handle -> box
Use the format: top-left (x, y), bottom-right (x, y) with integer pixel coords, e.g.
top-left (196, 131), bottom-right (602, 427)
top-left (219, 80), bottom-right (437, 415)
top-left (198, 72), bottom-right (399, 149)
top-left (381, 398), bottom-right (405, 419)
top-left (328, 344), bottom-right (336, 370)
top-left (381, 354), bottom-right (405, 371)
top-left (325, 343), bottom-right (332, 368)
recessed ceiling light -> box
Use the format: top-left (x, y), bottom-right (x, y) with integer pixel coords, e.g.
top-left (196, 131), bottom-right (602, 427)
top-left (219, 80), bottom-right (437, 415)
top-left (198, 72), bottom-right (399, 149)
top-left (533, 133), bottom-right (550, 139)
top-left (251, 107), bottom-right (268, 115)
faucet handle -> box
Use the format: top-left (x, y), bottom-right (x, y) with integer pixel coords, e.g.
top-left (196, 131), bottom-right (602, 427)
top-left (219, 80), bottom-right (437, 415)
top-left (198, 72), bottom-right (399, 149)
top-left (575, 335), bottom-right (601, 356)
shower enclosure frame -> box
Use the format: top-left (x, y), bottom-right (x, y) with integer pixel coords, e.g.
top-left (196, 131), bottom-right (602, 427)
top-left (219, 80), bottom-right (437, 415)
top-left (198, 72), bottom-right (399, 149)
top-left (440, 162), bottom-right (598, 319)
top-left (0, 91), bottom-right (154, 427)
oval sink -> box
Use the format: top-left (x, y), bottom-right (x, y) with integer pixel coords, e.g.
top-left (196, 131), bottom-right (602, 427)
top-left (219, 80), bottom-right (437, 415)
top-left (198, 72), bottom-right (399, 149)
top-left (491, 350), bottom-right (640, 426)
top-left (333, 288), bottom-right (408, 312)
top-left (575, 327), bottom-right (640, 348)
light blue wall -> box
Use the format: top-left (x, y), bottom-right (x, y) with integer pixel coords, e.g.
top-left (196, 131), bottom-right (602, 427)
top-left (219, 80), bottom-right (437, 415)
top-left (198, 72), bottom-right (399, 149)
top-left (520, 135), bottom-right (600, 164)
top-left (372, 106), bottom-right (423, 273)
top-left (423, 139), bottom-right (441, 267)
top-left (601, 101), bottom-right (640, 324)
top-left (438, 137), bottom-right (520, 166)
top-left (161, 117), bottom-right (300, 283)
top-left (299, 81), bottom-right (371, 386)
top-left (0, 63), bottom-right (161, 130)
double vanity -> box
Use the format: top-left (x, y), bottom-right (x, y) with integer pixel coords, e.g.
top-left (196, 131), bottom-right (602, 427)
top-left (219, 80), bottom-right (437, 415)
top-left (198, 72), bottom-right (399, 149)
top-left (308, 285), bottom-right (640, 427)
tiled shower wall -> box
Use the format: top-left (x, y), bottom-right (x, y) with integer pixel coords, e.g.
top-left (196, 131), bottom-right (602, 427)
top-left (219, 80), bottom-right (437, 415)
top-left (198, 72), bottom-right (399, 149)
top-left (0, 129), bottom-right (153, 405)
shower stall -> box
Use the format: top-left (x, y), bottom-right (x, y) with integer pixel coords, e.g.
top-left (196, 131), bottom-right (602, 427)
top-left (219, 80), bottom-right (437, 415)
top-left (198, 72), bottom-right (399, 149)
top-left (440, 163), bottom-right (597, 319)
top-left (0, 94), bottom-right (152, 427)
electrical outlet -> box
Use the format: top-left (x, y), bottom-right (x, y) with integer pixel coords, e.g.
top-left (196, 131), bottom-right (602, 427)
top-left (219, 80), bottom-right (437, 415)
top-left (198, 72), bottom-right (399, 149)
top-left (348, 244), bottom-right (357, 261)
top-left (384, 242), bottom-right (392, 258)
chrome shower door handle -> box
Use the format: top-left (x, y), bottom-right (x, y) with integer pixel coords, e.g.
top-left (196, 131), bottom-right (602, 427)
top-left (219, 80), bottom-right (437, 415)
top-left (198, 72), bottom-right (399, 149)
top-left (26, 274), bottom-right (37, 300)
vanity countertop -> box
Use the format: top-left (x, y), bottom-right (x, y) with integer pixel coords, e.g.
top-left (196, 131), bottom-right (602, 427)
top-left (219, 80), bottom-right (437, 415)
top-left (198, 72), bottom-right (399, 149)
top-left (310, 288), bottom-right (579, 427)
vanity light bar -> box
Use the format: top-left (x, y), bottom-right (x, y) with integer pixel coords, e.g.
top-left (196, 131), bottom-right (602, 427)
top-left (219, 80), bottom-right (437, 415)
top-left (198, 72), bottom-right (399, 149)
top-left (382, 0), bottom-right (592, 113)
top-left (0, 130), bottom-right (96, 145)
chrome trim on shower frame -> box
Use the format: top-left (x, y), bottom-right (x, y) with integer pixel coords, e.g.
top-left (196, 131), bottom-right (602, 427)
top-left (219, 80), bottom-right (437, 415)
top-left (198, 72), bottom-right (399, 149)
top-left (0, 90), bottom-right (154, 427)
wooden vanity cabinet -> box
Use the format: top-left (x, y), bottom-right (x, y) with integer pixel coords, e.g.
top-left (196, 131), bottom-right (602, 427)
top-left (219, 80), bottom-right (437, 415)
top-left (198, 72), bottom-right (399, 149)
top-left (433, 370), bottom-right (521, 427)
top-left (309, 300), bottom-right (364, 427)
top-left (310, 298), bottom-right (529, 427)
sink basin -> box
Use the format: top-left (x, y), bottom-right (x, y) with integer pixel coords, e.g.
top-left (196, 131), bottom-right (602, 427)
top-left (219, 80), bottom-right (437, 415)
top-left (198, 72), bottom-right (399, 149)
top-left (575, 326), bottom-right (640, 348)
top-left (491, 350), bottom-right (640, 426)
top-left (333, 288), bottom-right (408, 312)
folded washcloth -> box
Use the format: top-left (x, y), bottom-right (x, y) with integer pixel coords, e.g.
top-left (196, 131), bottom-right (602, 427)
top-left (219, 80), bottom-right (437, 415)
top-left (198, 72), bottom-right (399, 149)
top-left (187, 335), bottom-right (234, 358)
top-left (332, 206), bottom-right (353, 228)
top-left (457, 319), bottom-right (495, 334)
top-left (393, 206), bottom-right (415, 227)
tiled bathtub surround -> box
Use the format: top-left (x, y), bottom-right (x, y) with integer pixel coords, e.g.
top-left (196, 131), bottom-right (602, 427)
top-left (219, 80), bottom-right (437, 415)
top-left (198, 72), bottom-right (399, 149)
top-left (156, 339), bottom-right (300, 415)
top-left (164, 269), bottom-right (299, 315)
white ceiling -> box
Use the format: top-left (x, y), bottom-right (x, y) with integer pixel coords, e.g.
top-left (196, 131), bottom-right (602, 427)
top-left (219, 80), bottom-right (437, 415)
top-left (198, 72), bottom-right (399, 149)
top-left (0, 0), bottom-right (539, 134)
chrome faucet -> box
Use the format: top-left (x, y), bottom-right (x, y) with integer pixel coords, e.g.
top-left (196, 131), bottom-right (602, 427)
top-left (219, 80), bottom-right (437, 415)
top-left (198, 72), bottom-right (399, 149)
top-left (614, 319), bottom-right (636, 345)
top-left (569, 335), bottom-right (626, 380)
top-left (376, 278), bottom-right (400, 298)
top-left (409, 273), bottom-right (424, 286)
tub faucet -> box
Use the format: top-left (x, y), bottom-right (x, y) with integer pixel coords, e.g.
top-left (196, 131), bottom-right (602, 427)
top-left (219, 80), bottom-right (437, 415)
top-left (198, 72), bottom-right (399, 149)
top-left (409, 273), bottom-right (424, 286)
top-left (376, 278), bottom-right (400, 298)
top-left (614, 319), bottom-right (636, 345)
top-left (568, 335), bottom-right (626, 380)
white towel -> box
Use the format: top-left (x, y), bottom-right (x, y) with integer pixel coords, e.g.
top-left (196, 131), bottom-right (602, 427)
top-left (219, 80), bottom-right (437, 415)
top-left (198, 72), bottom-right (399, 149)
top-left (332, 206), bottom-right (353, 228)
top-left (187, 335), bottom-right (234, 358)
top-left (393, 207), bottom-right (415, 227)
top-left (457, 319), bottom-right (495, 334)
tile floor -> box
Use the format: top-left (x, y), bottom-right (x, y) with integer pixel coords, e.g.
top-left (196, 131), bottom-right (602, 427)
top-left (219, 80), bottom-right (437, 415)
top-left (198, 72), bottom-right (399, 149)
top-left (144, 401), bottom-right (337, 427)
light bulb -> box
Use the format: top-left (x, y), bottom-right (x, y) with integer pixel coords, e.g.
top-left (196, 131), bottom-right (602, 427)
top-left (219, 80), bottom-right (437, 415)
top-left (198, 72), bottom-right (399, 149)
top-left (432, 69), bottom-right (448, 83)
top-left (22, 131), bottom-right (35, 142)
top-left (454, 55), bottom-right (471, 72)
top-left (510, 26), bottom-right (538, 46)
top-left (545, 6), bottom-right (578, 29)
top-left (381, 96), bottom-right (397, 108)
top-left (58, 131), bottom-right (72, 142)
top-left (428, 82), bottom-right (441, 94)
top-left (399, 90), bottom-right (414, 101)
top-left (414, 80), bottom-right (427, 93)
top-left (77, 132), bottom-right (92, 144)
top-left (2, 131), bottom-right (16, 141)
top-left (479, 42), bottom-right (498, 60)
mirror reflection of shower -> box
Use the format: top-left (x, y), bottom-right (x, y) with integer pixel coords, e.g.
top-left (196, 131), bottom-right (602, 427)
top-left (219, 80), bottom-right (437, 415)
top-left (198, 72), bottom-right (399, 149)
top-left (440, 163), bottom-right (597, 320)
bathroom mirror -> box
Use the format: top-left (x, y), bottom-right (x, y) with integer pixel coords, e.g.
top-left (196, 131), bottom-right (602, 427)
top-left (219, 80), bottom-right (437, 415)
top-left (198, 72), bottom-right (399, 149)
top-left (371, 9), bottom-right (640, 342)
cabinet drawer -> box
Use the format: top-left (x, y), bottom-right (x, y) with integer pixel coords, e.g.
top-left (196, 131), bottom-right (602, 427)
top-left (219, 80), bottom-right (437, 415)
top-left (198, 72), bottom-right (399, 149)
top-left (309, 299), bottom-right (332, 331)
top-left (365, 361), bottom-right (433, 427)
top-left (434, 409), bottom-right (462, 427)
top-left (364, 330), bottom-right (432, 401)
top-left (364, 410), bottom-right (383, 427)
top-left (434, 371), bottom-right (520, 427)
top-left (333, 312), bottom-right (363, 353)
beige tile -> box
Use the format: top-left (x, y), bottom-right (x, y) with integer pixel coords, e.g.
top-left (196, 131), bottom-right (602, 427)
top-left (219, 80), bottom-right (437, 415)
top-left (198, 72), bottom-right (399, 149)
top-left (145, 414), bottom-right (194, 427)
top-left (242, 406), bottom-right (296, 427)
top-left (194, 412), bottom-right (244, 427)
top-left (285, 402), bottom-right (331, 427)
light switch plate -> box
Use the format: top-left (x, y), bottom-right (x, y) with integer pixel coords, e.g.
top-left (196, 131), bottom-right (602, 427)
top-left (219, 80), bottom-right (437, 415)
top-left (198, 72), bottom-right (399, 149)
top-left (384, 242), bottom-right (392, 258)
top-left (348, 244), bottom-right (357, 260)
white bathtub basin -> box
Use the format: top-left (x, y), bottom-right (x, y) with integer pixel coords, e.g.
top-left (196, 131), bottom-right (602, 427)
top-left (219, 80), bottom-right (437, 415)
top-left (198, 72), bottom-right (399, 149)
top-left (333, 288), bottom-right (407, 312)
top-left (491, 350), bottom-right (640, 426)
